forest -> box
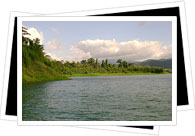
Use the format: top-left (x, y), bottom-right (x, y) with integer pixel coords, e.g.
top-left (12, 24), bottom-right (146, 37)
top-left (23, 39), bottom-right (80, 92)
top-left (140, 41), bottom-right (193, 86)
top-left (22, 27), bottom-right (166, 83)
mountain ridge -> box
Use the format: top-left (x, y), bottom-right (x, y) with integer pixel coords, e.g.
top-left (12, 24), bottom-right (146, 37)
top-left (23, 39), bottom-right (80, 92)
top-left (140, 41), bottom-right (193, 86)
top-left (136, 58), bottom-right (172, 69)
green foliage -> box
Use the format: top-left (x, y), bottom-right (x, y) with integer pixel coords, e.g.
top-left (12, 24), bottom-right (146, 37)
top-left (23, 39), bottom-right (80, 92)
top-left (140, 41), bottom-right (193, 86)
top-left (87, 58), bottom-right (95, 64)
top-left (60, 58), bottom-right (165, 75)
top-left (22, 37), bottom-right (70, 83)
top-left (22, 61), bottom-right (70, 83)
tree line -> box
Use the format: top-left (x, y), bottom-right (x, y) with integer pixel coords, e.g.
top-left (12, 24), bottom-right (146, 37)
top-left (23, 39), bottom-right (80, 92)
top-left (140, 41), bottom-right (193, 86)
top-left (22, 42), bottom-right (164, 76)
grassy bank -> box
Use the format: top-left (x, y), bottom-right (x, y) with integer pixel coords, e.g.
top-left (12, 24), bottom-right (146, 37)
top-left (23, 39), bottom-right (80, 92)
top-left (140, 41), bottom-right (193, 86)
top-left (23, 61), bottom-right (70, 83)
top-left (67, 72), bottom-right (169, 77)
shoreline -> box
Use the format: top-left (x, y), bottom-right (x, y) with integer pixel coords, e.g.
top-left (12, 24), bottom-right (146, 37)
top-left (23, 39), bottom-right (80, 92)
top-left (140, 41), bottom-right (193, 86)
top-left (22, 76), bottom-right (71, 84)
top-left (23, 72), bottom-right (170, 84)
top-left (67, 72), bottom-right (169, 77)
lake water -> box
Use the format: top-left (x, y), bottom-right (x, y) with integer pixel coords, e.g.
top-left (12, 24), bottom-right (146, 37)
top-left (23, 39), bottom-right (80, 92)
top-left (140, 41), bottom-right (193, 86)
top-left (22, 74), bottom-right (172, 121)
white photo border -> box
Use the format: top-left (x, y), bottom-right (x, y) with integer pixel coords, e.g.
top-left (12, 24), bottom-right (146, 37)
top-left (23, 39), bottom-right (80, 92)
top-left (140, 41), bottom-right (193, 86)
top-left (76, 126), bottom-right (159, 135)
top-left (17, 16), bottom-right (177, 126)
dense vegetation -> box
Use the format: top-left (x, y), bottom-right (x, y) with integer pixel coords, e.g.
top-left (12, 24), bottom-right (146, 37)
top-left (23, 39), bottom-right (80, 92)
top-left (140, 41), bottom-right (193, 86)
top-left (22, 27), bottom-right (167, 83)
top-left (22, 43), bottom-right (70, 83)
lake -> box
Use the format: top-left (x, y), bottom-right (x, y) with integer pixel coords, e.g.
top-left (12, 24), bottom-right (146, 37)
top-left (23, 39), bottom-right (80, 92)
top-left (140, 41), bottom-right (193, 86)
top-left (22, 74), bottom-right (172, 121)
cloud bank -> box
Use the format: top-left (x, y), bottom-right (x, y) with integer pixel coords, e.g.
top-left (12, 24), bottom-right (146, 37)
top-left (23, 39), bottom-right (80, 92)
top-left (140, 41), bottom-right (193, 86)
top-left (61, 39), bottom-right (172, 62)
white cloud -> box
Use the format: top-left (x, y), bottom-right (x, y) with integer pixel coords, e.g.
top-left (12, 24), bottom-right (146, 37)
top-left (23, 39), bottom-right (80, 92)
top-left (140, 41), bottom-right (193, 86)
top-left (62, 39), bottom-right (172, 62)
top-left (44, 39), bottom-right (64, 61)
top-left (44, 51), bottom-right (61, 61)
top-left (63, 46), bottom-right (92, 62)
top-left (45, 39), bottom-right (62, 50)
top-left (40, 32), bottom-right (44, 44)
top-left (23, 26), bottom-right (44, 44)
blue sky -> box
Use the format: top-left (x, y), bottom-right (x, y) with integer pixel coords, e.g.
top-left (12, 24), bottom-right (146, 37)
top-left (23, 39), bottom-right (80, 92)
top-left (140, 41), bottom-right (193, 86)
top-left (23, 21), bottom-right (172, 62)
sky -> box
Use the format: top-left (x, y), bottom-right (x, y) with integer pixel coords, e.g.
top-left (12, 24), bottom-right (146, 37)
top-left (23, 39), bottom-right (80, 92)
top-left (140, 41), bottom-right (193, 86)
top-left (23, 21), bottom-right (172, 62)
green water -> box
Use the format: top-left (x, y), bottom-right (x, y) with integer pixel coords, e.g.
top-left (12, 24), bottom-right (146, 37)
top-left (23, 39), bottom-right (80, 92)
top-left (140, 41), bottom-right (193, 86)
top-left (22, 74), bottom-right (172, 121)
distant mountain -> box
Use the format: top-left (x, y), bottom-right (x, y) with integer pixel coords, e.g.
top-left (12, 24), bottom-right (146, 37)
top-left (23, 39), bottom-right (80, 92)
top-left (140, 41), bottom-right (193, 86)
top-left (136, 59), bottom-right (172, 69)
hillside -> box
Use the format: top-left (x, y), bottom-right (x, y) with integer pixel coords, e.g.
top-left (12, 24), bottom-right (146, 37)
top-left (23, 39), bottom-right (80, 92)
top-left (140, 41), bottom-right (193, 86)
top-left (23, 61), bottom-right (70, 83)
top-left (137, 59), bottom-right (172, 69)
top-left (22, 43), bottom-right (70, 83)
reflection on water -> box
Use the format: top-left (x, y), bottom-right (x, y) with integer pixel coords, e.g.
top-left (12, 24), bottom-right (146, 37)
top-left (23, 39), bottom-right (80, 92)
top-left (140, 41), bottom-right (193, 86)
top-left (22, 74), bottom-right (172, 121)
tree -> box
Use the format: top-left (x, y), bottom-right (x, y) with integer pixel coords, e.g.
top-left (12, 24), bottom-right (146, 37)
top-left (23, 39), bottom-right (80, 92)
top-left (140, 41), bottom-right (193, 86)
top-left (64, 61), bottom-right (71, 67)
top-left (116, 59), bottom-right (122, 67)
top-left (101, 60), bottom-right (105, 67)
top-left (45, 55), bottom-right (50, 59)
top-left (87, 58), bottom-right (95, 65)
top-left (128, 63), bottom-right (134, 66)
top-left (34, 38), bottom-right (40, 45)
top-left (95, 58), bottom-right (99, 68)
top-left (22, 26), bottom-right (30, 36)
top-left (81, 60), bottom-right (87, 65)
top-left (105, 59), bottom-right (108, 66)
top-left (116, 59), bottom-right (122, 64)
top-left (71, 61), bottom-right (76, 67)
top-left (122, 61), bottom-right (128, 68)
top-left (95, 58), bottom-right (98, 65)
